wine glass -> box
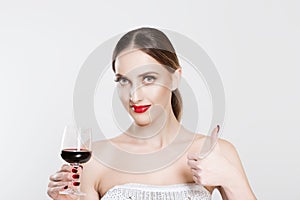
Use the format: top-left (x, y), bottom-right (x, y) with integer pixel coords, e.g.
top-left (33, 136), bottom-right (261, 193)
top-left (59, 125), bottom-right (92, 196)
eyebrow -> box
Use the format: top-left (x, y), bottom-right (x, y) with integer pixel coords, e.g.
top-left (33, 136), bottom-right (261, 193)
top-left (137, 71), bottom-right (159, 77)
top-left (115, 71), bottom-right (159, 79)
top-left (114, 73), bottom-right (126, 82)
top-left (115, 73), bottom-right (124, 78)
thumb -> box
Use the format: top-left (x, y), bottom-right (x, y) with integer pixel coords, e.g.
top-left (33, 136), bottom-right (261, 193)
top-left (210, 125), bottom-right (220, 149)
top-left (198, 125), bottom-right (220, 159)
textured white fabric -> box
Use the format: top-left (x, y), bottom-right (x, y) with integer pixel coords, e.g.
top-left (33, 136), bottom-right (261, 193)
top-left (101, 183), bottom-right (211, 200)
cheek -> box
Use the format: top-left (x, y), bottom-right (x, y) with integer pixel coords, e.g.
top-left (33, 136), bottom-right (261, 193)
top-left (146, 85), bottom-right (171, 105)
top-left (117, 86), bottom-right (130, 104)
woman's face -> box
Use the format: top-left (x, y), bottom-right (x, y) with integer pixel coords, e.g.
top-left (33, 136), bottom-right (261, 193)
top-left (114, 49), bottom-right (179, 127)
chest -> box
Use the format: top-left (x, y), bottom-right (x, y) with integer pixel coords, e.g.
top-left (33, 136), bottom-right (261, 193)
top-left (98, 153), bottom-right (194, 196)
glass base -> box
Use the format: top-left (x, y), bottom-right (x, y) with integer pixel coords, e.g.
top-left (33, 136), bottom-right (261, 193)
top-left (59, 188), bottom-right (86, 196)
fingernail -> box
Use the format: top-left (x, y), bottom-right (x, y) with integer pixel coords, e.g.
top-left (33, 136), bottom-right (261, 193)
top-left (73, 182), bottom-right (80, 186)
top-left (72, 168), bottom-right (78, 173)
top-left (64, 185), bottom-right (68, 189)
top-left (217, 125), bottom-right (220, 133)
top-left (72, 174), bottom-right (80, 179)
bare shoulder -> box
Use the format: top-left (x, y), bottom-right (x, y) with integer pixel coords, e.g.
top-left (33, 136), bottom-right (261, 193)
top-left (218, 138), bottom-right (239, 157)
top-left (217, 138), bottom-right (248, 177)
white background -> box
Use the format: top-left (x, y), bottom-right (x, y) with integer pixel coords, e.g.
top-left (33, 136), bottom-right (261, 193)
top-left (1, 1), bottom-right (300, 199)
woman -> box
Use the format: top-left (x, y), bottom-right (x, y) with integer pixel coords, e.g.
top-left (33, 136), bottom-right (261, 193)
top-left (48, 27), bottom-right (256, 199)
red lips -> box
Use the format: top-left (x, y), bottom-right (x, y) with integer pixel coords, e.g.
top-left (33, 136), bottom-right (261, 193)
top-left (131, 105), bottom-right (151, 113)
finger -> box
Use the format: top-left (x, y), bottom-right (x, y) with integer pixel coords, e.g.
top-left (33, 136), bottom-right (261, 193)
top-left (191, 168), bottom-right (201, 177)
top-left (187, 153), bottom-right (200, 161)
top-left (47, 186), bottom-right (66, 198)
top-left (48, 181), bottom-right (70, 188)
top-left (192, 174), bottom-right (201, 185)
top-left (50, 172), bottom-right (72, 182)
top-left (60, 164), bottom-right (72, 172)
top-left (187, 159), bottom-right (201, 169)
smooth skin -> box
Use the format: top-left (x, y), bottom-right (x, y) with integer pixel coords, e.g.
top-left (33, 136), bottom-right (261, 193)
top-left (48, 50), bottom-right (256, 200)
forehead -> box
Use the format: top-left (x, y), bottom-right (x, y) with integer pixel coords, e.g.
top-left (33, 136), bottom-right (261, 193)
top-left (114, 49), bottom-right (170, 76)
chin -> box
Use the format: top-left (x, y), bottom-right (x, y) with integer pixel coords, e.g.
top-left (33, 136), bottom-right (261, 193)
top-left (132, 116), bottom-right (152, 127)
top-left (129, 110), bottom-right (152, 125)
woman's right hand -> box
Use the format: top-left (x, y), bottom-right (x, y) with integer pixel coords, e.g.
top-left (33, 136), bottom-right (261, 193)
top-left (47, 164), bottom-right (79, 200)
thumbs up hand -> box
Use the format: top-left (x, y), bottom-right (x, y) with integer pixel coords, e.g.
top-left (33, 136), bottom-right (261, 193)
top-left (187, 125), bottom-right (257, 199)
top-left (187, 125), bottom-right (234, 187)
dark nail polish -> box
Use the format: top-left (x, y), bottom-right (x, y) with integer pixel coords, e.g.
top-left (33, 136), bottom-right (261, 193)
top-left (64, 186), bottom-right (68, 189)
top-left (217, 125), bottom-right (220, 133)
top-left (73, 182), bottom-right (80, 186)
top-left (72, 168), bottom-right (78, 173)
top-left (72, 174), bottom-right (80, 179)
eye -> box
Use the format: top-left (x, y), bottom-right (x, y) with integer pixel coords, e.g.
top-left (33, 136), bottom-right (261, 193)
top-left (118, 77), bottom-right (130, 86)
top-left (143, 76), bottom-right (156, 84)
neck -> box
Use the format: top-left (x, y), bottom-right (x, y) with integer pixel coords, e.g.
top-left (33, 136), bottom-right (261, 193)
top-left (127, 110), bottom-right (181, 150)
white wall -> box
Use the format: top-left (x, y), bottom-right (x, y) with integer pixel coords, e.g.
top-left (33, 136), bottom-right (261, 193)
top-left (1, 1), bottom-right (299, 199)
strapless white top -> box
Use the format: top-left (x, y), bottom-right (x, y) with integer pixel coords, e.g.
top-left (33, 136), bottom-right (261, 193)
top-left (101, 183), bottom-right (211, 200)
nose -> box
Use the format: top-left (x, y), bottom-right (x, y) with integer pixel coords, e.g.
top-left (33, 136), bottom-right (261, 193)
top-left (130, 84), bottom-right (142, 103)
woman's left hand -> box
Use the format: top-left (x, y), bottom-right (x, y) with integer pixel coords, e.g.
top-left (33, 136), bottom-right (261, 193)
top-left (187, 126), bottom-right (235, 187)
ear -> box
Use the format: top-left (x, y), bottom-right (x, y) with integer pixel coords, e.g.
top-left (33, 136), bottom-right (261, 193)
top-left (171, 68), bottom-right (182, 91)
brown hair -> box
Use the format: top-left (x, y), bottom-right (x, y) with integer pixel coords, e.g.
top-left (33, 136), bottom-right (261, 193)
top-left (112, 27), bottom-right (183, 121)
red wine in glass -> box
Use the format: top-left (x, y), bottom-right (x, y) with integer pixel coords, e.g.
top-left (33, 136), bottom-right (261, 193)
top-left (59, 125), bottom-right (92, 196)
top-left (61, 148), bottom-right (92, 164)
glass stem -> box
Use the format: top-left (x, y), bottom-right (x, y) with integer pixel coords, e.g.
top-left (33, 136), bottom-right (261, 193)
top-left (70, 163), bottom-right (81, 191)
